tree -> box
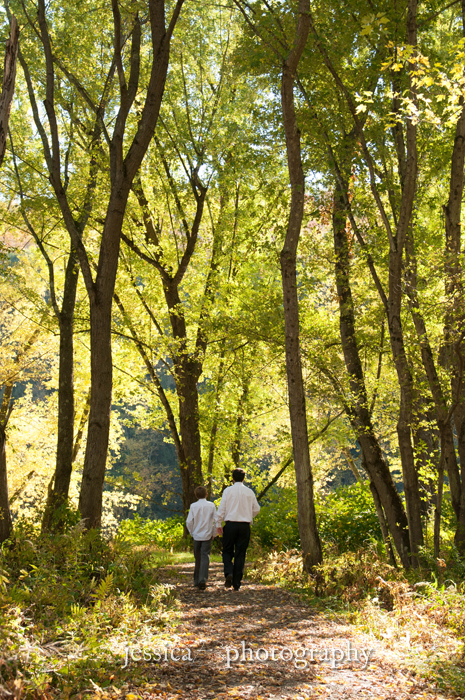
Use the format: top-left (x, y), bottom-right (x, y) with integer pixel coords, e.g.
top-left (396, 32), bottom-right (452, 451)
top-left (13, 0), bottom-right (186, 528)
top-left (234, 0), bottom-right (323, 570)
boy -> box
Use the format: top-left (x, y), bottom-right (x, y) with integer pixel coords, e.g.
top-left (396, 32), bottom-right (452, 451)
top-left (186, 485), bottom-right (217, 590)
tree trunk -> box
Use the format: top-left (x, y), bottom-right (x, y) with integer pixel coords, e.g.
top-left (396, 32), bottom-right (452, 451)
top-left (388, 263), bottom-right (423, 560)
top-left (332, 183), bottom-right (411, 568)
top-left (404, 230), bottom-right (461, 529)
top-left (78, 289), bottom-right (115, 528)
top-left (42, 250), bottom-right (79, 531)
top-left (0, 424), bottom-right (12, 544)
top-left (231, 376), bottom-right (249, 469)
top-left (176, 358), bottom-right (203, 516)
top-left (441, 1), bottom-right (465, 550)
top-left (453, 396), bottom-right (465, 549)
top-left (0, 16), bottom-right (19, 168)
top-left (383, 0), bottom-right (423, 560)
top-left (280, 0), bottom-right (322, 572)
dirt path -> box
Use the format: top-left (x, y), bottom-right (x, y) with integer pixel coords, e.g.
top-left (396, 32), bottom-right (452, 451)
top-left (120, 562), bottom-right (452, 700)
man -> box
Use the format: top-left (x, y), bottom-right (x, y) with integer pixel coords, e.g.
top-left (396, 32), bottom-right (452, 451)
top-left (186, 485), bottom-right (217, 591)
top-left (216, 468), bottom-right (260, 591)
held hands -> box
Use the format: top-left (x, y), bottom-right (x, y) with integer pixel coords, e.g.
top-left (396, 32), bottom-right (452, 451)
top-left (217, 526), bottom-right (223, 536)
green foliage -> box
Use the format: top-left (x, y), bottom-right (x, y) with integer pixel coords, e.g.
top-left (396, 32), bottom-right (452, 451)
top-left (316, 482), bottom-right (382, 553)
top-left (0, 521), bottom-right (179, 697)
top-left (117, 514), bottom-right (185, 550)
top-left (253, 488), bottom-right (300, 549)
top-left (253, 483), bottom-right (382, 553)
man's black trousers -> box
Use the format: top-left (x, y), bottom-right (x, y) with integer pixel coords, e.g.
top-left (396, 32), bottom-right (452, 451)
top-left (222, 521), bottom-right (250, 589)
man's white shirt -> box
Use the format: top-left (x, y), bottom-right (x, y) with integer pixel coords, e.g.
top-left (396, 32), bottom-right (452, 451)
top-left (216, 481), bottom-right (260, 526)
top-left (186, 498), bottom-right (217, 541)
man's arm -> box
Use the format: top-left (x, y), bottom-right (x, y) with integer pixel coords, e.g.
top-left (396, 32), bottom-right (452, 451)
top-left (252, 493), bottom-right (260, 518)
top-left (186, 506), bottom-right (195, 535)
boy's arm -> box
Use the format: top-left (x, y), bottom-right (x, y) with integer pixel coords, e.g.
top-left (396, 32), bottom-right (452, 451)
top-left (210, 504), bottom-right (217, 538)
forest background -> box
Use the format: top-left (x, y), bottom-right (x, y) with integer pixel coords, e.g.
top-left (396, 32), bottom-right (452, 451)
top-left (2, 0), bottom-right (465, 695)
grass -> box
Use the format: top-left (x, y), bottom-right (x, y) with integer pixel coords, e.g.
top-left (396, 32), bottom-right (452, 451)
top-left (148, 551), bottom-right (223, 565)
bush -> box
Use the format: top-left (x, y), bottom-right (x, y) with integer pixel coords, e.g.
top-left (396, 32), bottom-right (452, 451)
top-left (248, 547), bottom-right (465, 697)
top-left (253, 482), bottom-right (382, 553)
top-left (0, 520), bottom-right (179, 698)
top-left (117, 514), bottom-right (185, 550)
top-left (316, 481), bottom-right (382, 552)
top-left (253, 488), bottom-right (300, 549)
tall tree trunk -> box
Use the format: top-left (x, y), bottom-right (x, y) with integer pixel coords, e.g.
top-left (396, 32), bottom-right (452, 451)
top-left (79, 272), bottom-right (119, 527)
top-left (382, 0), bottom-right (423, 560)
top-left (333, 183), bottom-right (411, 567)
top-left (280, 0), bottom-right (322, 572)
top-left (176, 359), bottom-right (203, 515)
top-left (0, 414), bottom-right (12, 543)
top-left (78, 195), bottom-right (128, 526)
top-left (404, 231), bottom-right (461, 527)
top-left (441, 0), bottom-right (465, 551)
top-left (388, 262), bottom-right (428, 560)
top-left (0, 15), bottom-right (18, 168)
top-left (42, 250), bottom-right (79, 531)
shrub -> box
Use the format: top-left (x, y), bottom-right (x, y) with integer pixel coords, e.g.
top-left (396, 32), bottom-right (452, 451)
top-left (253, 482), bottom-right (382, 553)
top-left (0, 520), bottom-right (179, 698)
top-left (316, 481), bottom-right (382, 552)
top-left (117, 514), bottom-right (185, 550)
top-left (253, 489), bottom-right (300, 549)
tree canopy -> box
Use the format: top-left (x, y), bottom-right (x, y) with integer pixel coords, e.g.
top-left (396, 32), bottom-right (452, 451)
top-left (1, 0), bottom-right (465, 573)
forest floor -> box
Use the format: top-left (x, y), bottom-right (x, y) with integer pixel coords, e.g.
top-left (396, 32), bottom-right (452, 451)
top-left (107, 561), bottom-right (455, 700)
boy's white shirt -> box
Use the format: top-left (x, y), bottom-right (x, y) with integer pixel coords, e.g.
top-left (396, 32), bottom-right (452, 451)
top-left (186, 498), bottom-right (217, 541)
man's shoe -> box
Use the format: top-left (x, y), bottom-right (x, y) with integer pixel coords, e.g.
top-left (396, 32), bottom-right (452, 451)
top-left (233, 586), bottom-right (240, 591)
top-left (198, 581), bottom-right (206, 591)
top-left (225, 574), bottom-right (233, 588)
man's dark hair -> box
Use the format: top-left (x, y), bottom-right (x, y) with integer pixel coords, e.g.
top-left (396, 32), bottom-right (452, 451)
top-left (195, 485), bottom-right (207, 499)
top-left (232, 468), bottom-right (245, 482)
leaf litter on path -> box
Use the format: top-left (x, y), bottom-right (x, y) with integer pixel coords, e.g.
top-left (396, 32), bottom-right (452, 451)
top-left (93, 562), bottom-right (454, 700)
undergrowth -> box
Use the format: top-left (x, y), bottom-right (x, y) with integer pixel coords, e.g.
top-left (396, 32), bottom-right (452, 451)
top-left (248, 547), bottom-right (465, 696)
top-left (0, 520), bottom-right (180, 699)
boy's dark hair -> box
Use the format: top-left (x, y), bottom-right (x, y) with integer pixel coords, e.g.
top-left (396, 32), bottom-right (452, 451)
top-left (195, 485), bottom-right (207, 499)
top-left (232, 468), bottom-right (245, 482)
